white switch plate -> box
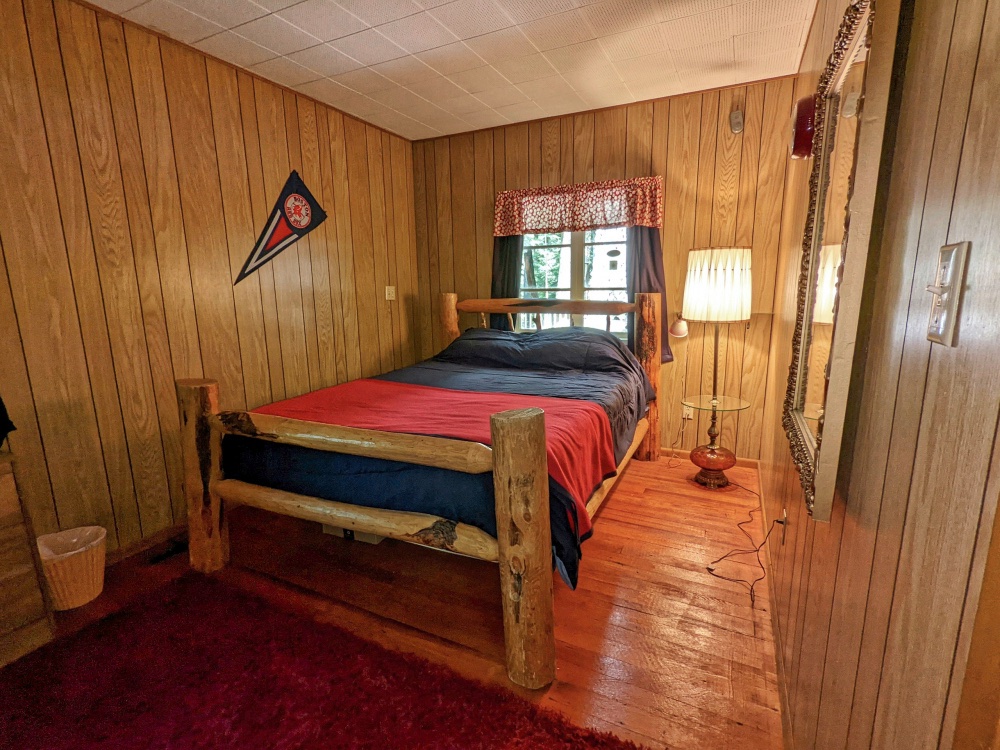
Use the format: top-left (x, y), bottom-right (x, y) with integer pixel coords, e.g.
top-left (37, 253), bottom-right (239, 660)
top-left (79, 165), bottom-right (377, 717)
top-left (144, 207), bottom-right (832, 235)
top-left (926, 241), bottom-right (969, 346)
top-left (385, 286), bottom-right (396, 301)
top-left (682, 405), bottom-right (693, 420)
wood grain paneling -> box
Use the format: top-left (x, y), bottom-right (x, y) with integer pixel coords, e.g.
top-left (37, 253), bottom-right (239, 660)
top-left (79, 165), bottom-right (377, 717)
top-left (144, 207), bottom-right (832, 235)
top-left (410, 80), bottom-right (795, 459)
top-left (754, 0), bottom-right (1000, 747)
top-left (0, 0), bottom-right (417, 551)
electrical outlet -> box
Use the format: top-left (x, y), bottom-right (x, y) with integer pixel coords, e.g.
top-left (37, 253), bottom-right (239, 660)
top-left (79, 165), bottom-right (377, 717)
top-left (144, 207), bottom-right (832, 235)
top-left (682, 405), bottom-right (694, 420)
top-left (385, 285), bottom-right (396, 301)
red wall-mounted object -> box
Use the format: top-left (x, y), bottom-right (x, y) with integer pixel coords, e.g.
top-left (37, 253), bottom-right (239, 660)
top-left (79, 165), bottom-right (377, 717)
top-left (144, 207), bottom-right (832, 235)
top-left (789, 95), bottom-right (817, 159)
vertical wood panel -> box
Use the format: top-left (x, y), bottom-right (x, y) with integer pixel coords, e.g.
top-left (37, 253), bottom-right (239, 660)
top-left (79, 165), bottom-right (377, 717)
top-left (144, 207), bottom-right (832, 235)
top-left (0, 0), bottom-right (116, 543)
top-left (2, 0), bottom-right (419, 551)
top-left (366, 125), bottom-right (394, 372)
top-left (410, 80), bottom-right (796, 462)
top-left (162, 41), bottom-right (247, 409)
top-left (235, 70), bottom-right (285, 401)
top-left (343, 116), bottom-right (380, 377)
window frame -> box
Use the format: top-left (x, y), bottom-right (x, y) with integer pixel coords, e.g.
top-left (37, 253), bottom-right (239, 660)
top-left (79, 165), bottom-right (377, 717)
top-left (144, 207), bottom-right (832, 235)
top-left (518, 228), bottom-right (629, 333)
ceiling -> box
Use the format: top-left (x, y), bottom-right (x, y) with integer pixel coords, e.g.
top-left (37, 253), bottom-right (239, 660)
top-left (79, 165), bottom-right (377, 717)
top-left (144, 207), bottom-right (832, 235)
top-left (90, 0), bottom-right (816, 140)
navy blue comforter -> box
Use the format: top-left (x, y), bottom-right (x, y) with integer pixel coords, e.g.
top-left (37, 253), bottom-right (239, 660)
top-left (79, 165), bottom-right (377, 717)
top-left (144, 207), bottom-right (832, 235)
top-left (223, 327), bottom-right (654, 587)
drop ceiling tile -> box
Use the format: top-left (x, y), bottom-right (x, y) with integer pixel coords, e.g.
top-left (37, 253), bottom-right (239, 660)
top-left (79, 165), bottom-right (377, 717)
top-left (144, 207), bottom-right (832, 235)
top-left (461, 109), bottom-right (509, 129)
top-left (87, 0), bottom-right (146, 14)
top-left (329, 28), bottom-right (408, 64)
top-left (464, 27), bottom-right (536, 63)
top-left (660, 7), bottom-right (733, 50)
top-left (371, 56), bottom-right (440, 84)
top-left (660, 0), bottom-right (730, 21)
top-left (429, 0), bottom-right (513, 39)
top-left (621, 66), bottom-right (681, 90)
top-left (255, 0), bottom-right (299, 10)
top-left (563, 66), bottom-right (622, 92)
top-left (539, 92), bottom-right (589, 116)
top-left (124, 0), bottom-right (223, 44)
top-left (287, 43), bottom-right (364, 76)
top-left (494, 0), bottom-right (580, 24)
top-left (438, 91), bottom-right (489, 114)
top-left (378, 12), bottom-right (458, 53)
top-left (520, 9), bottom-right (596, 51)
top-left (250, 56), bottom-right (318, 86)
top-left (578, 85), bottom-right (633, 108)
top-left (295, 76), bottom-right (356, 104)
top-left (415, 0), bottom-right (453, 8)
top-left (494, 99), bottom-right (545, 121)
top-left (415, 41), bottom-right (485, 74)
top-left (626, 76), bottom-right (683, 101)
top-left (543, 39), bottom-right (608, 74)
top-left (407, 74), bottom-right (468, 99)
top-left (278, 0), bottom-right (368, 41)
top-left (612, 50), bottom-right (674, 80)
top-left (492, 53), bottom-right (558, 83)
top-left (580, 0), bottom-right (664, 36)
top-left (515, 74), bottom-right (575, 99)
top-left (474, 85), bottom-right (528, 107)
top-left (671, 37), bottom-right (734, 76)
top-left (734, 22), bottom-right (806, 55)
top-left (733, 46), bottom-right (799, 77)
top-left (335, 0), bottom-right (421, 25)
top-left (235, 14), bottom-right (321, 55)
top-left (331, 67), bottom-right (398, 93)
top-left (599, 24), bottom-right (667, 61)
top-left (448, 64), bottom-right (508, 93)
top-left (420, 111), bottom-right (471, 131)
top-left (337, 91), bottom-right (384, 118)
top-left (195, 31), bottom-right (276, 67)
top-left (175, 0), bottom-right (268, 27)
top-left (368, 84), bottom-right (430, 109)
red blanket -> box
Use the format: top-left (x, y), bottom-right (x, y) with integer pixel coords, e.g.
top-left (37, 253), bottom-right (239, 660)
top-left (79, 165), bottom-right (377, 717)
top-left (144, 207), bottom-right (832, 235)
top-left (253, 379), bottom-right (618, 538)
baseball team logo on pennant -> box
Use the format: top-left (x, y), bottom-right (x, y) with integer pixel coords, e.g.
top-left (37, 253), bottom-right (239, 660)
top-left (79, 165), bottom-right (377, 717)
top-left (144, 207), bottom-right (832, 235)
top-left (235, 170), bottom-right (327, 284)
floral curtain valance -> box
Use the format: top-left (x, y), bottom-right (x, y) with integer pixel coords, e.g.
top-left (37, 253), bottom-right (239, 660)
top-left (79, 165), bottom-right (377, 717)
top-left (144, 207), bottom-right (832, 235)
top-left (493, 176), bottom-right (663, 237)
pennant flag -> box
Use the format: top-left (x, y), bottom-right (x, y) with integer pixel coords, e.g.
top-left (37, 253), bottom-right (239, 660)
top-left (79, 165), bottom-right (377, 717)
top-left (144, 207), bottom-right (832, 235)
top-left (235, 170), bottom-right (327, 284)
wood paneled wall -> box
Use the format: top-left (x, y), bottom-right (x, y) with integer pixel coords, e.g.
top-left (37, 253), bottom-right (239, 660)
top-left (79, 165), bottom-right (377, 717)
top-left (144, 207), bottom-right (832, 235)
top-left (759, 0), bottom-right (1000, 746)
top-left (0, 0), bottom-right (418, 552)
top-left (410, 78), bottom-right (795, 460)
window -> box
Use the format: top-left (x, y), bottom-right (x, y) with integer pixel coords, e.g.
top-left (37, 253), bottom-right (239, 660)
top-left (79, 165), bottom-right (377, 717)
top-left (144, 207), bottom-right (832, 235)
top-left (519, 227), bottom-right (629, 336)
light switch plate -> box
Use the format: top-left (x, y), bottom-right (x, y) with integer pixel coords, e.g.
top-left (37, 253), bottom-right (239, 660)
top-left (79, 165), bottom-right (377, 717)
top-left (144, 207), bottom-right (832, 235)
top-left (385, 286), bottom-right (396, 301)
top-left (926, 241), bottom-right (969, 346)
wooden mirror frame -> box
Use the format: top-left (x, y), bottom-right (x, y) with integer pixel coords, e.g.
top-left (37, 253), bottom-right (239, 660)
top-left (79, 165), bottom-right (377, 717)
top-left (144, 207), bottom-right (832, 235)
top-left (783, 0), bottom-right (873, 520)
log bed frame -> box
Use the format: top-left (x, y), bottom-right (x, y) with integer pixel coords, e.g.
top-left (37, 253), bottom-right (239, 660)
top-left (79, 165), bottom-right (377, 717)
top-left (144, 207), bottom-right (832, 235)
top-left (175, 293), bottom-right (660, 689)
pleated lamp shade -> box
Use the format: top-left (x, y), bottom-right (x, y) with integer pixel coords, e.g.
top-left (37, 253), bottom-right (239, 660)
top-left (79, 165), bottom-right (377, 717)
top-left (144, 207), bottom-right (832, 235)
top-left (680, 248), bottom-right (753, 323)
top-left (812, 244), bottom-right (841, 325)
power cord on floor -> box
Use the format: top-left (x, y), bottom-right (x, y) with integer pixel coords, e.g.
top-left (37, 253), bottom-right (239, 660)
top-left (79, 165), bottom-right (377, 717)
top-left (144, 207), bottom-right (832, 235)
top-left (705, 480), bottom-right (783, 607)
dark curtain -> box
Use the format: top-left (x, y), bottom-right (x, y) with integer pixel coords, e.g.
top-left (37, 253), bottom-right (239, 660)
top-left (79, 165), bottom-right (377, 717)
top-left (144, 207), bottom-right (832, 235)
top-left (490, 235), bottom-right (523, 330)
top-left (626, 226), bottom-right (673, 363)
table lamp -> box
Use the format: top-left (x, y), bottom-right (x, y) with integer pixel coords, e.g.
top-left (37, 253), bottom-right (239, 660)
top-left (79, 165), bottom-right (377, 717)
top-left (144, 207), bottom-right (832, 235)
top-left (681, 247), bottom-right (752, 488)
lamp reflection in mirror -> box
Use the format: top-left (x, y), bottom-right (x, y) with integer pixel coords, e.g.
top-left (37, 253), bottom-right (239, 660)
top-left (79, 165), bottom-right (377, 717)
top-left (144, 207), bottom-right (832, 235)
top-left (681, 248), bottom-right (752, 488)
top-left (813, 244), bottom-right (841, 325)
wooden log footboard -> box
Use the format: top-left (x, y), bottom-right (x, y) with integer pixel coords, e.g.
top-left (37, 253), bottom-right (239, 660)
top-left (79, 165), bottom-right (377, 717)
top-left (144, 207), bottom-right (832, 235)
top-left (175, 294), bottom-right (659, 690)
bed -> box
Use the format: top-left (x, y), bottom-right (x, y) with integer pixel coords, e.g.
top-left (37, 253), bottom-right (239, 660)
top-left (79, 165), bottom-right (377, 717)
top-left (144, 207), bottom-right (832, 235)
top-left (176, 293), bottom-right (661, 689)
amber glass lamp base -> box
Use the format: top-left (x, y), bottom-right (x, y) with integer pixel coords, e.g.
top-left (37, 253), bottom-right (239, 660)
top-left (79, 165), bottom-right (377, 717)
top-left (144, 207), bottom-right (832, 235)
top-left (690, 444), bottom-right (737, 489)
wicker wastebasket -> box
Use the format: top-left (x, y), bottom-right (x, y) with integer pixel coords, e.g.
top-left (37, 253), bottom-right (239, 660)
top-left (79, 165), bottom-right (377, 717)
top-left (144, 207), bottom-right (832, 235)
top-left (36, 526), bottom-right (107, 610)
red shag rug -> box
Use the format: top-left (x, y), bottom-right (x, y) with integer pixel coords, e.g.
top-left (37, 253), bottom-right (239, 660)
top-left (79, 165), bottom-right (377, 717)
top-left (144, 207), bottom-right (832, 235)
top-left (0, 575), bottom-right (642, 750)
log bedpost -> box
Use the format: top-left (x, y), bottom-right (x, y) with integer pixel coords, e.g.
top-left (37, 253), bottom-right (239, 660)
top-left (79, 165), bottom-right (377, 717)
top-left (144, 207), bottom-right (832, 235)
top-left (490, 407), bottom-right (556, 689)
top-left (176, 379), bottom-right (228, 573)
top-left (440, 292), bottom-right (460, 347)
top-left (634, 292), bottom-right (661, 461)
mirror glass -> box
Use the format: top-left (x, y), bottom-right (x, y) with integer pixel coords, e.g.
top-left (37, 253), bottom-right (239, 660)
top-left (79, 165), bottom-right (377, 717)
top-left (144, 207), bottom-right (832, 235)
top-left (792, 45), bottom-right (869, 447)
top-left (782, 0), bottom-right (872, 519)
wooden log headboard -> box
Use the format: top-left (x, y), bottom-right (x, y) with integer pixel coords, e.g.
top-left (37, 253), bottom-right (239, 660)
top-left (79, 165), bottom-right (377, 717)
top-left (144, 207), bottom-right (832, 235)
top-left (438, 293), bottom-right (661, 461)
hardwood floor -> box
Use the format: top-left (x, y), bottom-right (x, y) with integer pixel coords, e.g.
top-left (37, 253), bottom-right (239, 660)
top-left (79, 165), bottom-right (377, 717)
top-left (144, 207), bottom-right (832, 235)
top-left (55, 459), bottom-right (782, 749)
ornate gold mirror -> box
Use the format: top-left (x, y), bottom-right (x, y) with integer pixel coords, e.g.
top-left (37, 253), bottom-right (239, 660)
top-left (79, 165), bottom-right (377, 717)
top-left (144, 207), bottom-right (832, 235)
top-left (783, 0), bottom-right (872, 519)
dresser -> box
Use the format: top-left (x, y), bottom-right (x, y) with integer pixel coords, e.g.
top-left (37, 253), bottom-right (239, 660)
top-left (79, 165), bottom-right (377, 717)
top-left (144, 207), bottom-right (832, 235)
top-left (0, 453), bottom-right (52, 667)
